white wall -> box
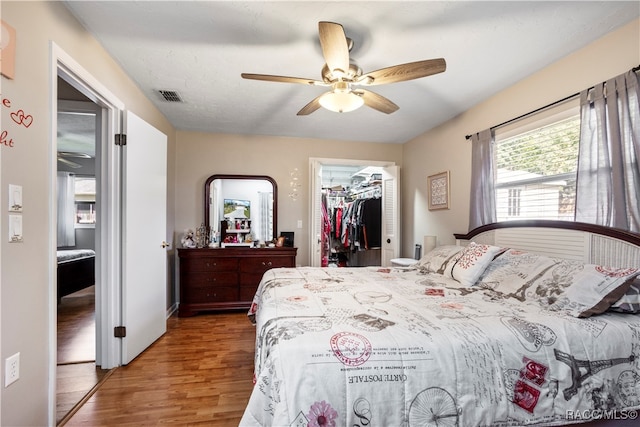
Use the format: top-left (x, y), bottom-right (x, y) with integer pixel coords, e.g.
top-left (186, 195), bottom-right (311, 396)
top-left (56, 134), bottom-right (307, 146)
top-left (0, 2), bottom-right (175, 425)
top-left (401, 18), bottom-right (640, 258)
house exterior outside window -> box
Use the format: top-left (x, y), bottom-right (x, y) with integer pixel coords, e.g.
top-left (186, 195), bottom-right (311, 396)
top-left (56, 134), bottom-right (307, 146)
top-left (494, 99), bottom-right (580, 222)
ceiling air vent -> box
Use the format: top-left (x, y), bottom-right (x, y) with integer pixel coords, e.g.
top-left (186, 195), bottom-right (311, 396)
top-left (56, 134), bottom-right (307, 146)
top-left (158, 90), bottom-right (183, 102)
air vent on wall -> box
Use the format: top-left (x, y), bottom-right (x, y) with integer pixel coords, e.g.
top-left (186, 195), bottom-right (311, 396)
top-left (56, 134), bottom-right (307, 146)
top-left (158, 90), bottom-right (183, 102)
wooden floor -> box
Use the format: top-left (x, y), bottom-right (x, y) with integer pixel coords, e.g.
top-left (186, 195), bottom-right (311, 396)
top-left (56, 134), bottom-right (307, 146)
top-left (57, 286), bottom-right (96, 364)
top-left (63, 311), bottom-right (256, 426)
top-left (57, 286), bottom-right (110, 425)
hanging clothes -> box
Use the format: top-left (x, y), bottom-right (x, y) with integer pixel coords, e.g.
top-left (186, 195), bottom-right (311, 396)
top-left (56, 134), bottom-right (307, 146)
top-left (360, 197), bottom-right (382, 248)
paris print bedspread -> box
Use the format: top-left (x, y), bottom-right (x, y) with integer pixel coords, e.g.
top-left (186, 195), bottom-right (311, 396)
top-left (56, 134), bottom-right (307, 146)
top-left (240, 266), bottom-right (640, 426)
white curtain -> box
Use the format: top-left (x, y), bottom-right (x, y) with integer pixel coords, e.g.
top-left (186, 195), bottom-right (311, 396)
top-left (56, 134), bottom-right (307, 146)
top-left (576, 69), bottom-right (640, 232)
top-left (258, 192), bottom-right (273, 242)
top-left (468, 129), bottom-right (497, 230)
top-left (57, 171), bottom-right (76, 247)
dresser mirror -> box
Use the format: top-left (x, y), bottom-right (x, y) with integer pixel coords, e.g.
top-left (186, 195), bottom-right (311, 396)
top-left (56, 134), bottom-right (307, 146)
top-left (204, 174), bottom-right (277, 244)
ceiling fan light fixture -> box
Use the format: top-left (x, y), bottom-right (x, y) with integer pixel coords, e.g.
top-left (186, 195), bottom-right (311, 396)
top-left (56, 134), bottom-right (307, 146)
top-left (319, 81), bottom-right (364, 113)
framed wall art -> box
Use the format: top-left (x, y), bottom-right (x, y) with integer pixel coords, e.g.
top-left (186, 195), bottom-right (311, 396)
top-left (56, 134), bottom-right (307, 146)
top-left (427, 171), bottom-right (450, 210)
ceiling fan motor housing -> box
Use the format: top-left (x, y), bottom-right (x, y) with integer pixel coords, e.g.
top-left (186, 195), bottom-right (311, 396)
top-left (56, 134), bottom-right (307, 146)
top-left (321, 63), bottom-right (362, 83)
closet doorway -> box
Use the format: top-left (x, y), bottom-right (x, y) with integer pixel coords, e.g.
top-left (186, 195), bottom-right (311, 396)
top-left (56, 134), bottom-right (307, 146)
top-left (310, 158), bottom-right (400, 267)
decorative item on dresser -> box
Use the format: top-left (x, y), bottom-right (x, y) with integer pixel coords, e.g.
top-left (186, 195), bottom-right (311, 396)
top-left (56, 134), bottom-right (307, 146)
top-left (177, 247), bottom-right (297, 317)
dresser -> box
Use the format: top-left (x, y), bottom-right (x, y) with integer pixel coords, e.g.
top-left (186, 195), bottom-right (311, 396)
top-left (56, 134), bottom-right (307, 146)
top-left (177, 247), bottom-right (297, 316)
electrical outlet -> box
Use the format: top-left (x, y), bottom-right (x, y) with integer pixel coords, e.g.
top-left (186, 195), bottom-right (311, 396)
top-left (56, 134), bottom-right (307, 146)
top-left (5, 352), bottom-right (20, 387)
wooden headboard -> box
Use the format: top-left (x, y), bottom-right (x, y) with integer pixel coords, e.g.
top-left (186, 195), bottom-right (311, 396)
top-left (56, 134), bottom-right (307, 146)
top-left (454, 220), bottom-right (640, 268)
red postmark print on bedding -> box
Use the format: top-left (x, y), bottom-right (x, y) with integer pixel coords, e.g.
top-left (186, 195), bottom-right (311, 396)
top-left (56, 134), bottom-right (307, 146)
top-left (520, 357), bottom-right (548, 386)
top-left (594, 266), bottom-right (639, 278)
top-left (513, 380), bottom-right (540, 413)
top-left (330, 332), bottom-right (372, 366)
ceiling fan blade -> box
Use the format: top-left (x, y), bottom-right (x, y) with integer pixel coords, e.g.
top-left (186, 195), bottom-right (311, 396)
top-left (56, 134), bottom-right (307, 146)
top-left (57, 157), bottom-right (83, 169)
top-left (360, 58), bottom-right (446, 86)
top-left (318, 21), bottom-right (350, 75)
top-left (241, 73), bottom-right (325, 86)
top-left (297, 95), bottom-right (323, 116)
top-left (58, 151), bottom-right (92, 159)
top-left (357, 89), bottom-right (399, 114)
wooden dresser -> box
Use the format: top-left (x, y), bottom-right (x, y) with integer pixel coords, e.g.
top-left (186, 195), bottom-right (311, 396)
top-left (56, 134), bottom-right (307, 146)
top-left (177, 247), bottom-right (297, 316)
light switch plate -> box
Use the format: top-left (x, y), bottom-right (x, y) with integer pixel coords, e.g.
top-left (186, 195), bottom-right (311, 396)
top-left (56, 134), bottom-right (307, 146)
top-left (9, 214), bottom-right (23, 243)
top-left (8, 184), bottom-right (22, 212)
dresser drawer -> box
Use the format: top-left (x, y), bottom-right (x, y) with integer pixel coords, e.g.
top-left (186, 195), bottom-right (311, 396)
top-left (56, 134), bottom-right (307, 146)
top-left (182, 271), bottom-right (237, 287)
top-left (182, 257), bottom-right (237, 272)
top-left (242, 256), bottom-right (294, 274)
top-left (182, 285), bottom-right (238, 304)
top-left (239, 285), bottom-right (260, 302)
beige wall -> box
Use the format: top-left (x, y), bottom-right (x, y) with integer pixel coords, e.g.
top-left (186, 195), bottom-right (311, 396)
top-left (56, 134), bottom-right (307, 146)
top-left (0, 2), bottom-right (176, 425)
top-left (1, 1), bottom-right (638, 425)
top-left (174, 131), bottom-right (403, 266)
top-left (401, 18), bottom-right (640, 257)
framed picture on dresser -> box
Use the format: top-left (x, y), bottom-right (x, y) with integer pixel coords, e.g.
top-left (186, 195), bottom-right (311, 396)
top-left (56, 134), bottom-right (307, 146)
top-left (280, 231), bottom-right (294, 247)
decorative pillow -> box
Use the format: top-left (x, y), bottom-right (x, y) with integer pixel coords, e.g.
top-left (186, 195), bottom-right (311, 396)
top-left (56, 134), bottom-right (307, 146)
top-left (448, 242), bottom-right (507, 287)
top-left (415, 245), bottom-right (464, 275)
top-left (476, 249), bottom-right (639, 317)
top-left (476, 249), bottom-right (558, 295)
top-left (608, 277), bottom-right (640, 313)
top-left (545, 265), bottom-right (639, 317)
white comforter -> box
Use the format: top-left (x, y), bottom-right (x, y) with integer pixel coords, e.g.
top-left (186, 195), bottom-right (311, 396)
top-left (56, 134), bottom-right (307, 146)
top-left (240, 266), bottom-right (640, 427)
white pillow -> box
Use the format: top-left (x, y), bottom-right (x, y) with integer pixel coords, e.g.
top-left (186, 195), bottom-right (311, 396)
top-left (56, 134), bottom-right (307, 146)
top-left (476, 249), bottom-right (640, 317)
top-left (449, 242), bottom-right (507, 287)
top-left (415, 245), bottom-right (464, 275)
top-left (547, 265), bottom-right (640, 317)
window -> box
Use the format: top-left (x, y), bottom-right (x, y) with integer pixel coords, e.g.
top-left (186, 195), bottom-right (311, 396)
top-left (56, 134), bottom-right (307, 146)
top-left (494, 99), bottom-right (580, 222)
top-left (74, 176), bottom-right (96, 227)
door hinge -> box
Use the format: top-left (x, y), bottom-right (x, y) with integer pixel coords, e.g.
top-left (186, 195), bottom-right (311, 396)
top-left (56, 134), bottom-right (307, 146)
top-left (114, 326), bottom-right (127, 338)
top-left (115, 133), bottom-right (127, 146)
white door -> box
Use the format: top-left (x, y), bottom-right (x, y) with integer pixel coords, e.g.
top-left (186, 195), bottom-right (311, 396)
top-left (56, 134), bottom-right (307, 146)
top-left (381, 165), bottom-right (400, 266)
top-left (121, 111), bottom-right (167, 364)
top-left (309, 161), bottom-right (323, 267)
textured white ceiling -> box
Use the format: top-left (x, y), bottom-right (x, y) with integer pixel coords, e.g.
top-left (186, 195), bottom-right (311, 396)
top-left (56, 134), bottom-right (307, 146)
top-left (62, 1), bottom-right (639, 144)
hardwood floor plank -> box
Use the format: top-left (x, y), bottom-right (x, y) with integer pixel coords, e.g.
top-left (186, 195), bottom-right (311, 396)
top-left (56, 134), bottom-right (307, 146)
top-left (63, 312), bottom-right (256, 426)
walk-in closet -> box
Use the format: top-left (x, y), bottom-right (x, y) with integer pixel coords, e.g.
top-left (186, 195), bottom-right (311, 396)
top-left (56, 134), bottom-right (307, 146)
top-left (321, 165), bottom-right (383, 267)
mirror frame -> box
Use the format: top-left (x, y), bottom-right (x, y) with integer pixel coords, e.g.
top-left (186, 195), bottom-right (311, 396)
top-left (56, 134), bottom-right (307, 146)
top-left (204, 174), bottom-right (278, 240)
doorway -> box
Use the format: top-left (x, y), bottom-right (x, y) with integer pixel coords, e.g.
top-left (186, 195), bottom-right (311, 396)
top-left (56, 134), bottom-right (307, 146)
top-left (309, 158), bottom-right (400, 267)
top-left (50, 43), bottom-right (169, 426)
top-left (55, 80), bottom-right (108, 425)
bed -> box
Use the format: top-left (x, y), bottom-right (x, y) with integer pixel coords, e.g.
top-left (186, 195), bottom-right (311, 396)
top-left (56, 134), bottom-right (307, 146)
top-left (240, 221), bottom-right (640, 427)
top-left (56, 248), bottom-right (95, 302)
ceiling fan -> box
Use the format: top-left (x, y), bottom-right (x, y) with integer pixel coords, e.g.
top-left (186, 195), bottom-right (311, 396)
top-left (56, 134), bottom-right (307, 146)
top-left (241, 21), bottom-right (446, 115)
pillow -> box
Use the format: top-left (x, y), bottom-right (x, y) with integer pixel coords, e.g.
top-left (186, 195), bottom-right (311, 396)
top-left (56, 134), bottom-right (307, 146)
top-left (545, 265), bottom-right (639, 317)
top-left (448, 242), bottom-right (507, 287)
top-left (476, 249), bottom-right (558, 295)
top-left (608, 277), bottom-right (640, 313)
top-left (415, 245), bottom-right (464, 275)
top-left (477, 249), bottom-right (639, 317)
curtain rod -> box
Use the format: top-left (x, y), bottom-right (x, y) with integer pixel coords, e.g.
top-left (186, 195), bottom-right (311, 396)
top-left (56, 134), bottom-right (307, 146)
top-left (465, 64), bottom-right (640, 140)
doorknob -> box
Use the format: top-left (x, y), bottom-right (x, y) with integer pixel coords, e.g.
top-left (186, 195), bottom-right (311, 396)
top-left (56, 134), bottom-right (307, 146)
top-left (161, 241), bottom-right (170, 248)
